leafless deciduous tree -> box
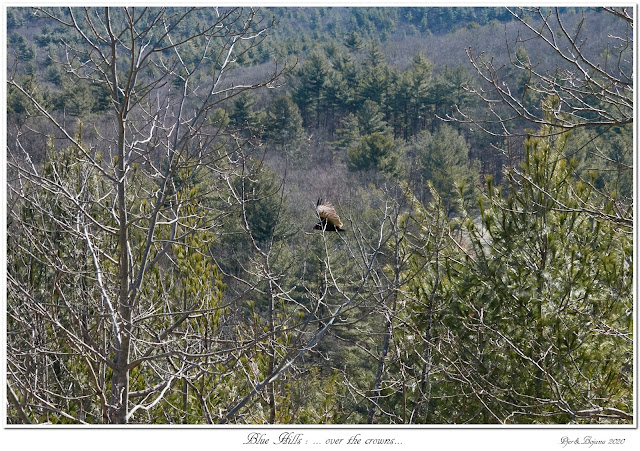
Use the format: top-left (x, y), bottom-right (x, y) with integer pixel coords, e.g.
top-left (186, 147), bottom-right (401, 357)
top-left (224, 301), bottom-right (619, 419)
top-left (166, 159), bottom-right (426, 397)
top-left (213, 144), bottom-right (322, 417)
top-left (449, 7), bottom-right (633, 136)
top-left (448, 7), bottom-right (633, 232)
top-left (7, 6), bottom-right (289, 424)
top-left (211, 164), bottom-right (397, 423)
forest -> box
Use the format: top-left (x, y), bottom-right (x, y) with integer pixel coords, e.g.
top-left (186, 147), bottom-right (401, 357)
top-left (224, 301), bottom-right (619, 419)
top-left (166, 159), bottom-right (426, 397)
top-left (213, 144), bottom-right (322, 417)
top-left (5, 6), bottom-right (634, 425)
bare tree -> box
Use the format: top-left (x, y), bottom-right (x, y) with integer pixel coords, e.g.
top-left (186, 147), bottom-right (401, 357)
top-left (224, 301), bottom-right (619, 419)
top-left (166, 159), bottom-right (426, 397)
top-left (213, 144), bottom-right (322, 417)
top-left (449, 7), bottom-right (633, 231)
top-left (212, 168), bottom-right (398, 423)
top-left (7, 7), bottom-right (288, 424)
top-left (450, 7), bottom-right (633, 136)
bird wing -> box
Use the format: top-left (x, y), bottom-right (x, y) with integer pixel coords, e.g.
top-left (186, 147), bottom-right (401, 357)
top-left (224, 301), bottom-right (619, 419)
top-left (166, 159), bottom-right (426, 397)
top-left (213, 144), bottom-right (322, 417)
top-left (316, 203), bottom-right (343, 228)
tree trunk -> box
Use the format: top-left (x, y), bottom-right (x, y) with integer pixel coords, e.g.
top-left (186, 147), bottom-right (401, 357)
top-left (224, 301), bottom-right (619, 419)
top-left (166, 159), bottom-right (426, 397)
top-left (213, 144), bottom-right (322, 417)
top-left (109, 115), bottom-right (131, 424)
top-left (267, 278), bottom-right (277, 424)
top-left (367, 317), bottom-right (391, 424)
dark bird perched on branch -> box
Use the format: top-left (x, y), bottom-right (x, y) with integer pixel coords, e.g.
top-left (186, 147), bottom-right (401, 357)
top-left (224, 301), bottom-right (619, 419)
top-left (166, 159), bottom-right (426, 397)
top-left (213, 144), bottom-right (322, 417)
top-left (314, 199), bottom-right (345, 232)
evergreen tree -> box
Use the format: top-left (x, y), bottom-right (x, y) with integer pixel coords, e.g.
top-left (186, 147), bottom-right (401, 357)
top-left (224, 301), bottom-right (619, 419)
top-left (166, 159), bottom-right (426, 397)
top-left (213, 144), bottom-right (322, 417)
top-left (390, 71), bottom-right (413, 139)
top-left (408, 53), bottom-right (433, 134)
top-left (347, 132), bottom-right (395, 173)
top-left (357, 99), bottom-right (387, 135)
top-left (445, 123), bottom-right (633, 423)
top-left (333, 113), bottom-right (362, 152)
top-left (294, 51), bottom-right (330, 128)
top-left (380, 122), bottom-right (632, 424)
top-left (329, 51), bottom-right (362, 115)
top-left (229, 92), bottom-right (263, 139)
top-left (365, 39), bottom-right (385, 66)
top-left (400, 124), bottom-right (476, 213)
top-left (360, 63), bottom-right (393, 113)
top-left (429, 65), bottom-right (475, 128)
top-left (264, 95), bottom-right (304, 150)
top-left (344, 30), bottom-right (364, 52)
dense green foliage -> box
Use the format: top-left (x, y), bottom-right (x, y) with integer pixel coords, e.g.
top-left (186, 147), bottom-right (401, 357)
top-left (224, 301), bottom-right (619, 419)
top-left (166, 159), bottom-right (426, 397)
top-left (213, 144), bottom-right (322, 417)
top-left (6, 6), bottom-right (632, 425)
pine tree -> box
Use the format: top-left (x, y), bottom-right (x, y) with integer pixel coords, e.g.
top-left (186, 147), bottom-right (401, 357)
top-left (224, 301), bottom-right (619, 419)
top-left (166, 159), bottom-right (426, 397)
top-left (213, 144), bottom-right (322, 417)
top-left (408, 53), bottom-right (433, 134)
top-left (357, 100), bottom-right (387, 135)
top-left (446, 122), bottom-right (633, 423)
top-left (333, 113), bottom-right (362, 152)
top-left (400, 125), bottom-right (476, 213)
top-left (294, 52), bottom-right (330, 128)
top-left (344, 30), bottom-right (364, 52)
top-left (264, 95), bottom-right (304, 150)
top-left (229, 92), bottom-right (263, 139)
top-left (347, 132), bottom-right (395, 173)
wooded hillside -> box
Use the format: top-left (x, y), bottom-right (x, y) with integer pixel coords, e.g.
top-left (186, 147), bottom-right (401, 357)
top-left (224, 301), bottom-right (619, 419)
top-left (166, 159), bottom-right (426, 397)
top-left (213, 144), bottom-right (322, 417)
top-left (6, 6), bottom-right (633, 424)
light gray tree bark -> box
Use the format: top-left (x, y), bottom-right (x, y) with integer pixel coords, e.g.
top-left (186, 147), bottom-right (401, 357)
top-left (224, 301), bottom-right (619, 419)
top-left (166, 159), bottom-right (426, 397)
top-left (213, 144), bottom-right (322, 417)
top-left (7, 6), bottom-right (287, 424)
